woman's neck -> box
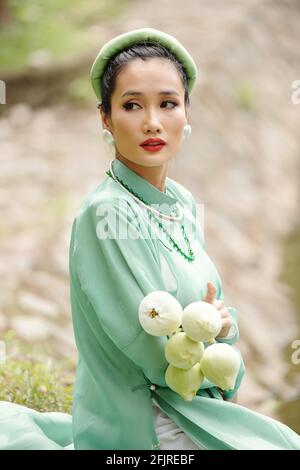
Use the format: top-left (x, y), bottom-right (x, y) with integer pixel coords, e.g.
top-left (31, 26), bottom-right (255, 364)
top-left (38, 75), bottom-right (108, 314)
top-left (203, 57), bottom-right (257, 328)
top-left (115, 154), bottom-right (168, 193)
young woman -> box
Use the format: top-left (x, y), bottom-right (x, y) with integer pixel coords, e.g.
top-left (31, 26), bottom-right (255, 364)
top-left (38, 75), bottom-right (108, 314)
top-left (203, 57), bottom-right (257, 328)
top-left (0, 27), bottom-right (299, 450)
top-left (68, 28), bottom-right (300, 450)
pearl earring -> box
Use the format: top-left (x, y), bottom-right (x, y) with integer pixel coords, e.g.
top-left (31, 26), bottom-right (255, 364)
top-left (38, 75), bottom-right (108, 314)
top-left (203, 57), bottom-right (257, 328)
top-left (183, 124), bottom-right (192, 140)
top-left (102, 128), bottom-right (115, 145)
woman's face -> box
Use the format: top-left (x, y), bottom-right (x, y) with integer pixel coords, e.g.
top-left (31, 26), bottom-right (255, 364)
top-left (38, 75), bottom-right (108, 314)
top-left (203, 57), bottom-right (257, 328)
top-left (101, 57), bottom-right (188, 168)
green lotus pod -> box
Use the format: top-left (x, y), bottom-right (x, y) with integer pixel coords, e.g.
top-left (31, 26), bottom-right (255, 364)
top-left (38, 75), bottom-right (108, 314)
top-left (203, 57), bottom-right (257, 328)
top-left (165, 362), bottom-right (204, 401)
top-left (165, 332), bottom-right (204, 369)
top-left (182, 301), bottom-right (222, 342)
top-left (138, 291), bottom-right (182, 336)
top-left (200, 343), bottom-right (241, 391)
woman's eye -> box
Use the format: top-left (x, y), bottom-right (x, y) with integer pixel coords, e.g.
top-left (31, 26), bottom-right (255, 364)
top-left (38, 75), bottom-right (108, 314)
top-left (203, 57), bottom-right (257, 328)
top-left (123, 101), bottom-right (178, 111)
top-left (161, 101), bottom-right (178, 109)
top-left (123, 102), bottom-right (140, 111)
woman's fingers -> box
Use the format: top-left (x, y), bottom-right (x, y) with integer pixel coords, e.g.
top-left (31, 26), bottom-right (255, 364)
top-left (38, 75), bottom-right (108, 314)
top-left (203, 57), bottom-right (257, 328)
top-left (218, 307), bottom-right (230, 318)
top-left (203, 284), bottom-right (229, 324)
top-left (203, 281), bottom-right (216, 304)
top-left (221, 317), bottom-right (232, 329)
top-left (216, 317), bottom-right (232, 338)
top-left (203, 284), bottom-right (232, 337)
top-left (214, 299), bottom-right (224, 310)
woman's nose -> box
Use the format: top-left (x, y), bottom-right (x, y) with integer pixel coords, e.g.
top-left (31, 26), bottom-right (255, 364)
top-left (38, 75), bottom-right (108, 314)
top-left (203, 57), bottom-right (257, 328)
top-left (143, 111), bottom-right (163, 133)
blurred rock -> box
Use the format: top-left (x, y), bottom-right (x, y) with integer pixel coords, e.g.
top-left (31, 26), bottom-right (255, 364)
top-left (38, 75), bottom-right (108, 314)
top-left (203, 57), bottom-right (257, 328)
top-left (10, 316), bottom-right (52, 342)
top-left (8, 104), bottom-right (33, 128)
top-left (0, 313), bottom-right (8, 334)
top-left (18, 291), bottom-right (59, 319)
top-left (27, 49), bottom-right (53, 69)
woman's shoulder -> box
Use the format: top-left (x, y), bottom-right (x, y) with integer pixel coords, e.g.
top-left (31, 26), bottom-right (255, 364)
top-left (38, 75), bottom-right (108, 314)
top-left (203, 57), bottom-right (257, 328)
top-left (75, 175), bottom-right (133, 222)
top-left (70, 177), bottom-right (141, 257)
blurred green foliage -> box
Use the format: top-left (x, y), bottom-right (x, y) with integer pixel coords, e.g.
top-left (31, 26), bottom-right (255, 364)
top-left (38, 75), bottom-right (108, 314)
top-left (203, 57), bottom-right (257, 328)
top-left (0, 0), bottom-right (130, 72)
top-left (234, 79), bottom-right (259, 112)
top-left (276, 224), bottom-right (300, 434)
top-left (281, 225), bottom-right (300, 311)
top-left (0, 330), bottom-right (75, 413)
top-left (275, 397), bottom-right (300, 435)
top-left (65, 75), bottom-right (96, 105)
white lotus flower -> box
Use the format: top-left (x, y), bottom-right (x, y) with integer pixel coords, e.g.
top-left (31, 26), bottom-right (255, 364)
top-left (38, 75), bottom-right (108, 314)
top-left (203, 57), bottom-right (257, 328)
top-left (182, 301), bottom-right (222, 342)
top-left (165, 362), bottom-right (204, 401)
top-left (200, 343), bottom-right (241, 391)
top-left (165, 332), bottom-right (204, 369)
top-left (138, 291), bottom-right (182, 336)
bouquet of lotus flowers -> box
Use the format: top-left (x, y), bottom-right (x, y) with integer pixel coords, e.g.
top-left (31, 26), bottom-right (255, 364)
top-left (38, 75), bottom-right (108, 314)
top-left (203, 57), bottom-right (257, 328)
top-left (138, 291), bottom-right (241, 401)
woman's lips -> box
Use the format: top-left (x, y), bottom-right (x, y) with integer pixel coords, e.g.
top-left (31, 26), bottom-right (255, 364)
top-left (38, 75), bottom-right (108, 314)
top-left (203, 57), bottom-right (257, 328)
top-left (141, 143), bottom-right (166, 152)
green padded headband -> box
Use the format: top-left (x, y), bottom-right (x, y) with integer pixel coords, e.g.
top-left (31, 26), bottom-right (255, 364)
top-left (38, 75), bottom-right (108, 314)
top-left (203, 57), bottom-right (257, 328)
top-left (90, 27), bottom-right (198, 103)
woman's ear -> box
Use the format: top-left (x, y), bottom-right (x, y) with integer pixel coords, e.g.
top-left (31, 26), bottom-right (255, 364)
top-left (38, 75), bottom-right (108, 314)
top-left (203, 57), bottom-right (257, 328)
top-left (184, 106), bottom-right (189, 122)
top-left (98, 105), bottom-right (112, 132)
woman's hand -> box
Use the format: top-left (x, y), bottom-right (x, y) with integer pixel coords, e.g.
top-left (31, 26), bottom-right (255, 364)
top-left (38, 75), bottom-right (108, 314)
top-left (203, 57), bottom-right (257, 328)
top-left (203, 282), bottom-right (232, 339)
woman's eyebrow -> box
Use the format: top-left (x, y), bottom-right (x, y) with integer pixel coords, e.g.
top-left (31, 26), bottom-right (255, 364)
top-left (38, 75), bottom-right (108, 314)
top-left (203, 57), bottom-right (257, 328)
top-left (121, 90), bottom-right (180, 97)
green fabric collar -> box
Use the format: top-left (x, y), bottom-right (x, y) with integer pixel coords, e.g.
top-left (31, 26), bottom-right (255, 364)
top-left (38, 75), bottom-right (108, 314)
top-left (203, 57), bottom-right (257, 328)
top-left (111, 159), bottom-right (178, 214)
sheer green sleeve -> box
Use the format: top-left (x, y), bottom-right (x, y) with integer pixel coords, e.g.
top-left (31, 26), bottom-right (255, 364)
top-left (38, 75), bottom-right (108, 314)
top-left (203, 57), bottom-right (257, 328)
top-left (216, 295), bottom-right (240, 345)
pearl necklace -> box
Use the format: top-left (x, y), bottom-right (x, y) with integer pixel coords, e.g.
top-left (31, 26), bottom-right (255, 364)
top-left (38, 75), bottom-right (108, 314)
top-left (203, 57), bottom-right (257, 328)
top-left (106, 161), bottom-right (195, 263)
top-left (109, 160), bottom-right (183, 222)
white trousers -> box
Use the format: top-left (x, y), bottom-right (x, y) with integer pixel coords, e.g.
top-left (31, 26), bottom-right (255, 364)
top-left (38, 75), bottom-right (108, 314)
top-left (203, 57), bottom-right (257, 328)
top-left (152, 399), bottom-right (203, 450)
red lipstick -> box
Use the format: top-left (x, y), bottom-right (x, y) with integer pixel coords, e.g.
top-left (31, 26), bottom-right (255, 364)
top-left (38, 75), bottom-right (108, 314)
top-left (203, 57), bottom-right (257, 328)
top-left (140, 138), bottom-right (166, 152)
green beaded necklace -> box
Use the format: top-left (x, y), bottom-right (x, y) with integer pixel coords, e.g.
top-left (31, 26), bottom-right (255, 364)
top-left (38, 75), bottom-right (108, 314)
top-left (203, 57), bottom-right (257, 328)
top-left (106, 169), bottom-right (195, 263)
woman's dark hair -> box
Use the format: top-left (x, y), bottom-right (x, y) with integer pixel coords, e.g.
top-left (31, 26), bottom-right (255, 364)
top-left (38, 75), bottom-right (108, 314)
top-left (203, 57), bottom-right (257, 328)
top-left (99, 41), bottom-right (190, 116)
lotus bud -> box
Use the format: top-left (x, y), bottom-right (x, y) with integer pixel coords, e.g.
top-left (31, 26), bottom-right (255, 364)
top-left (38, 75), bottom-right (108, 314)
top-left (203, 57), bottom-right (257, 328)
top-left (165, 362), bottom-right (204, 401)
top-left (200, 343), bottom-right (241, 391)
top-left (138, 291), bottom-right (182, 336)
top-left (182, 301), bottom-right (222, 342)
top-left (165, 332), bottom-right (204, 369)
